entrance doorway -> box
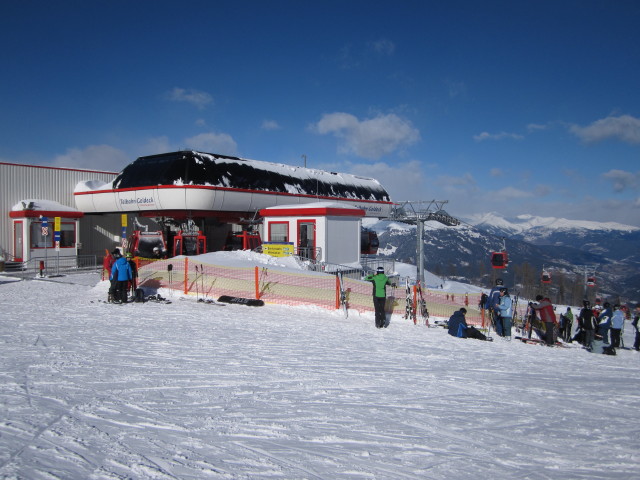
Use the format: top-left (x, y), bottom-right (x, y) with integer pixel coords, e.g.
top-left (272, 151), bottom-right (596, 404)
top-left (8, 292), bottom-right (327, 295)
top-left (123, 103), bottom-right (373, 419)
top-left (297, 220), bottom-right (316, 260)
top-left (13, 221), bottom-right (23, 261)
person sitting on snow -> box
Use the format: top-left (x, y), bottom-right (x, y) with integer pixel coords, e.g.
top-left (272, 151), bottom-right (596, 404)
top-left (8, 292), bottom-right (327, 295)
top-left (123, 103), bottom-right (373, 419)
top-left (447, 308), bottom-right (489, 341)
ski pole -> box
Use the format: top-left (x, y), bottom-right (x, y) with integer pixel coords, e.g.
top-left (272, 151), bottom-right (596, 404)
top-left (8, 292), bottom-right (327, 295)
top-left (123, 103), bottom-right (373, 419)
top-left (200, 264), bottom-right (205, 300)
top-left (195, 265), bottom-right (200, 301)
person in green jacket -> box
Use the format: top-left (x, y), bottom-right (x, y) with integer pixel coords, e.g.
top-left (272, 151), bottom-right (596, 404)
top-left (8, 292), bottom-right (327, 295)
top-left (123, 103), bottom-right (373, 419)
top-left (365, 266), bottom-right (392, 328)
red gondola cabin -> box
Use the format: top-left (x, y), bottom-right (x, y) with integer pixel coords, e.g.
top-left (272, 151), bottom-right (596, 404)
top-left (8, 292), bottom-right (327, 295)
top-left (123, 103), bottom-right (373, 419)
top-left (490, 251), bottom-right (508, 269)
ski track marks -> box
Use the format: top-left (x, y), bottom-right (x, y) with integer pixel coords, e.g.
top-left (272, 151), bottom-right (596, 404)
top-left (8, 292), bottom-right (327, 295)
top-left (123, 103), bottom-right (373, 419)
top-left (0, 276), bottom-right (639, 479)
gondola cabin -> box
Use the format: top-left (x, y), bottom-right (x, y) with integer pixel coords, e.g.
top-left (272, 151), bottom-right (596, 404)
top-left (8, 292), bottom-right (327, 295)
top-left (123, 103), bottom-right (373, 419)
top-left (360, 229), bottom-right (379, 255)
top-left (490, 251), bottom-right (508, 269)
top-left (173, 230), bottom-right (207, 256)
top-left (586, 276), bottom-right (596, 287)
top-left (541, 271), bottom-right (551, 284)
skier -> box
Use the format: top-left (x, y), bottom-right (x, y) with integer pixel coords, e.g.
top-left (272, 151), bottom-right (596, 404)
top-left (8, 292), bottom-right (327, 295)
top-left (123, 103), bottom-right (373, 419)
top-left (532, 295), bottom-right (558, 345)
top-left (597, 302), bottom-right (613, 345)
top-left (632, 308), bottom-right (640, 351)
top-left (447, 308), bottom-right (489, 341)
top-left (103, 249), bottom-right (115, 281)
top-left (109, 250), bottom-right (133, 303)
top-left (126, 252), bottom-right (138, 296)
top-left (106, 248), bottom-right (120, 302)
top-left (578, 300), bottom-right (597, 351)
top-left (610, 305), bottom-right (625, 348)
top-left (364, 266), bottom-right (392, 329)
top-left (485, 278), bottom-right (504, 336)
top-left (497, 287), bottom-right (513, 339)
top-left (561, 307), bottom-right (574, 342)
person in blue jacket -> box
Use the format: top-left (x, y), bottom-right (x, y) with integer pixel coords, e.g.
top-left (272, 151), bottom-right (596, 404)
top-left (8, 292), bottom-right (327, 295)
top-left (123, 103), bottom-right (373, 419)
top-left (447, 308), bottom-right (489, 340)
top-left (497, 287), bottom-right (513, 339)
top-left (597, 302), bottom-right (613, 344)
top-left (485, 278), bottom-right (504, 336)
top-left (109, 250), bottom-right (133, 303)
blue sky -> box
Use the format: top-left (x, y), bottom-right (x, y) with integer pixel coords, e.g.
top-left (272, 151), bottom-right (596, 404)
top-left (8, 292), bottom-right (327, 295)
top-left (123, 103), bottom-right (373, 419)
top-left (1, 1), bottom-right (639, 225)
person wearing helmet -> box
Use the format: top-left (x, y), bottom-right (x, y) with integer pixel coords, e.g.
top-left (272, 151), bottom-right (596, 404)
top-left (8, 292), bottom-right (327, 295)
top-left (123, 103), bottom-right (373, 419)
top-left (485, 278), bottom-right (505, 336)
top-left (497, 287), bottom-right (513, 339)
top-left (364, 266), bottom-right (393, 328)
top-left (597, 302), bottom-right (613, 345)
top-left (109, 249), bottom-right (133, 303)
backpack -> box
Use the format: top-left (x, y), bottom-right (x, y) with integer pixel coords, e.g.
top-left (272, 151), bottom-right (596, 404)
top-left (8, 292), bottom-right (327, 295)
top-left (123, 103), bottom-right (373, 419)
top-left (134, 288), bottom-right (145, 303)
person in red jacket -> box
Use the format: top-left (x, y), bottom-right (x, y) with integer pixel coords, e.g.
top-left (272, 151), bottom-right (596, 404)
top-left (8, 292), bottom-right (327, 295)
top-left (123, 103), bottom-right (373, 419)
top-left (102, 249), bottom-right (115, 280)
top-left (532, 295), bottom-right (558, 345)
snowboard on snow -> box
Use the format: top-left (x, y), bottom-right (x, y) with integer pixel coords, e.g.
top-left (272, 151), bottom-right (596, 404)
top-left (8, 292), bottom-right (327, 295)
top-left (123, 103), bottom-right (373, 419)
top-left (217, 295), bottom-right (264, 307)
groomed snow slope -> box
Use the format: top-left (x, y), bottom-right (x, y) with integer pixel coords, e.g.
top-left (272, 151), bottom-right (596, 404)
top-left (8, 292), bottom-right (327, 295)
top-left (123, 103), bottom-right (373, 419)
top-left (1, 272), bottom-right (639, 479)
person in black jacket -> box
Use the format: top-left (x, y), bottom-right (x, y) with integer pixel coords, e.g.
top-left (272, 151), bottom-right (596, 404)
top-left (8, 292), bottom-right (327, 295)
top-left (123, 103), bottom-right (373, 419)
top-left (578, 300), bottom-right (597, 351)
top-left (447, 308), bottom-right (489, 340)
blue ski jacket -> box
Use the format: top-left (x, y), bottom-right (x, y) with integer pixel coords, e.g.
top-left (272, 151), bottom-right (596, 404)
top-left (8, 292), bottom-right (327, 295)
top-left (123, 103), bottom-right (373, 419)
top-left (498, 295), bottom-right (513, 318)
top-left (110, 256), bottom-right (133, 282)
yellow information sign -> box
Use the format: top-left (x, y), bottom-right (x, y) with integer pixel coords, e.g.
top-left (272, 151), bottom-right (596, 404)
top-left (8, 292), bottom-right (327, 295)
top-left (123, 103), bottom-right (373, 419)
top-left (54, 216), bottom-right (61, 232)
top-left (262, 242), bottom-right (295, 257)
top-left (121, 214), bottom-right (128, 227)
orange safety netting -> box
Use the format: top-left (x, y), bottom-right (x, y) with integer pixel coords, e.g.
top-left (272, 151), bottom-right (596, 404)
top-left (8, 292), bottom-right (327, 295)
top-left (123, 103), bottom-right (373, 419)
top-left (136, 258), bottom-right (493, 326)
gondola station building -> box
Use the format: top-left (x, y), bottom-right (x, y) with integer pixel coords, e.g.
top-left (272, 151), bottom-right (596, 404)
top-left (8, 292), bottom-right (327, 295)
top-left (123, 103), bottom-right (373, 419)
top-left (0, 151), bottom-right (393, 269)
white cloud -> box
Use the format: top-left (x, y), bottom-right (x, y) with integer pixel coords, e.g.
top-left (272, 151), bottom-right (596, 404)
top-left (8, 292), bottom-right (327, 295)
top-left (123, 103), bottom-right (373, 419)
top-left (261, 120), bottom-right (281, 131)
top-left (184, 132), bottom-right (238, 155)
top-left (311, 112), bottom-right (420, 160)
top-left (51, 145), bottom-right (130, 171)
top-left (570, 114), bottom-right (640, 144)
top-left (602, 169), bottom-right (640, 192)
top-left (165, 87), bottom-right (213, 110)
top-left (473, 131), bottom-right (524, 142)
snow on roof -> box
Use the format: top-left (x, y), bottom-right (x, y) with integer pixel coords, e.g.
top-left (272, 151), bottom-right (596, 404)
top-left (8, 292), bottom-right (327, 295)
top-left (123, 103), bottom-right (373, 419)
top-left (107, 151), bottom-right (391, 202)
top-left (11, 199), bottom-right (79, 212)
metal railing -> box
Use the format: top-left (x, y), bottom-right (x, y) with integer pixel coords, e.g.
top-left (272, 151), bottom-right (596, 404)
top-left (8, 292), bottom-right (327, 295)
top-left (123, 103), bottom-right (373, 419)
top-left (4, 255), bottom-right (98, 277)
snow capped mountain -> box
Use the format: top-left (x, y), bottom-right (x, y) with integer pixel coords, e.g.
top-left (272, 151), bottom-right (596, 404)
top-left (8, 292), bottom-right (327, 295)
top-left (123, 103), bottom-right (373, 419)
top-left (462, 212), bottom-right (640, 237)
top-left (370, 212), bottom-right (640, 302)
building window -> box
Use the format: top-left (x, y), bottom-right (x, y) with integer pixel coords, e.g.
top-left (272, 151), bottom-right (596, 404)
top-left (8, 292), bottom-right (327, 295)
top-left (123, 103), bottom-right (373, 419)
top-left (269, 222), bottom-right (289, 242)
top-left (30, 221), bottom-right (76, 248)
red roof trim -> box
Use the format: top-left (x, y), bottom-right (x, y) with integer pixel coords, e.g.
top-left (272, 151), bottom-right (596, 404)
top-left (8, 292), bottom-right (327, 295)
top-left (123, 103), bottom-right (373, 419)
top-left (74, 184), bottom-right (394, 206)
top-left (9, 210), bottom-right (84, 219)
top-left (259, 207), bottom-right (366, 217)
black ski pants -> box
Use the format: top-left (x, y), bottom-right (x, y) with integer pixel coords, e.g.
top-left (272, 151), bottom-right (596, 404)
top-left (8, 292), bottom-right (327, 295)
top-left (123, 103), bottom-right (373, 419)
top-left (610, 328), bottom-right (622, 348)
top-left (373, 296), bottom-right (386, 328)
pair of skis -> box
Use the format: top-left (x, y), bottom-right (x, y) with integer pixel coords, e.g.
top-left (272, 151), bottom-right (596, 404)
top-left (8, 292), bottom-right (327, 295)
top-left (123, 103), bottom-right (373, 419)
top-left (338, 272), bottom-right (348, 318)
top-left (404, 279), bottom-right (430, 326)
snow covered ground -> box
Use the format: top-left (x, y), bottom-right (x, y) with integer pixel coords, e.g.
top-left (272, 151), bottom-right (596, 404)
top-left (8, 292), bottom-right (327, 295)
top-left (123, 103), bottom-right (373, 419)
top-left (1, 267), bottom-right (639, 479)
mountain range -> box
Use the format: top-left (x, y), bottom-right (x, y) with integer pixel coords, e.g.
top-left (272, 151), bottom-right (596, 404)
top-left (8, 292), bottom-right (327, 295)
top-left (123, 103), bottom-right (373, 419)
top-left (364, 212), bottom-right (640, 303)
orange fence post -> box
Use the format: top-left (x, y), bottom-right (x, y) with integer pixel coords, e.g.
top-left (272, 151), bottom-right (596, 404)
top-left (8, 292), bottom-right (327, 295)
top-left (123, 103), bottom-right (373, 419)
top-left (336, 275), bottom-right (340, 310)
top-left (184, 257), bottom-right (189, 295)
top-left (255, 266), bottom-right (260, 300)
